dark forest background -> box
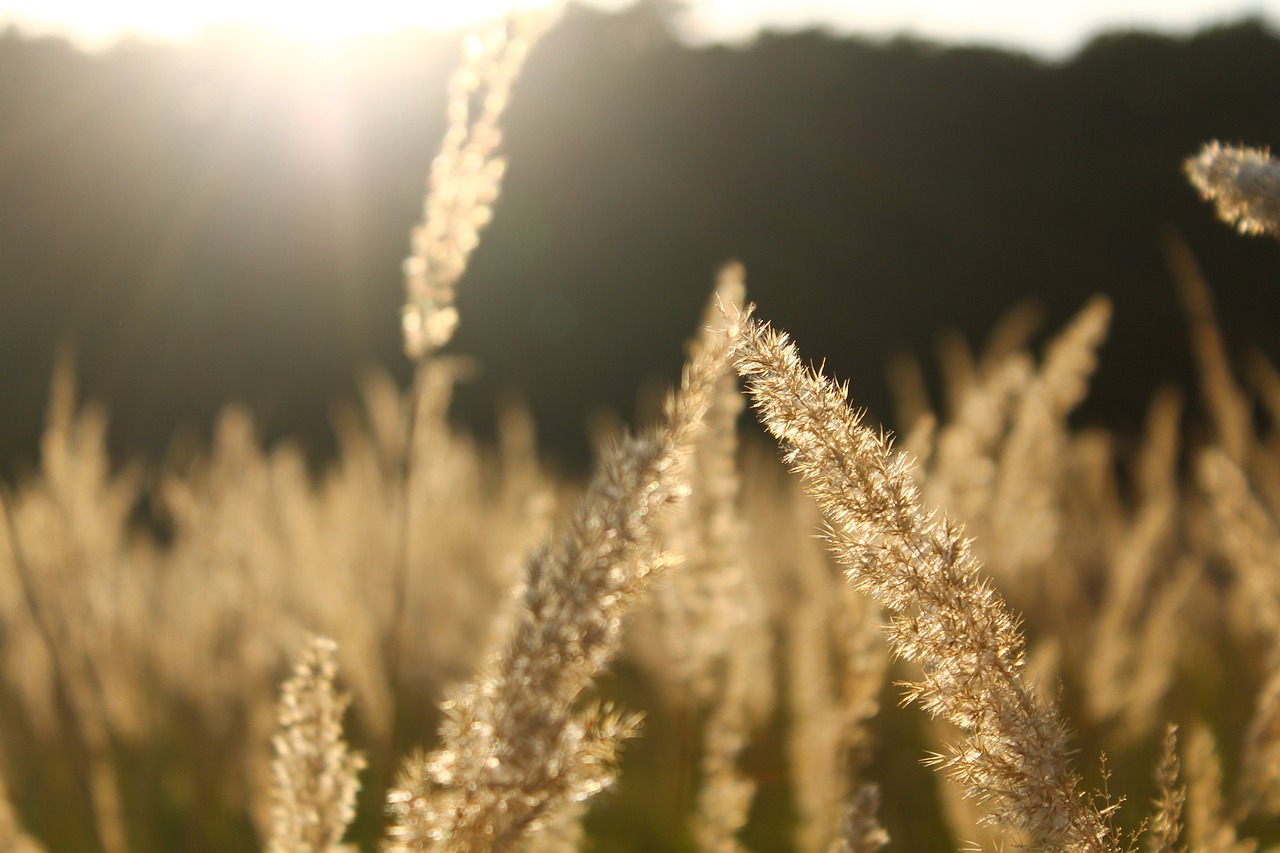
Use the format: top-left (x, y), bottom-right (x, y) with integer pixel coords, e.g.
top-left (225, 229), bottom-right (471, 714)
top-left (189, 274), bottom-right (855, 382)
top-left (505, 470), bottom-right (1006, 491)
top-left (3, 0), bottom-right (1280, 480)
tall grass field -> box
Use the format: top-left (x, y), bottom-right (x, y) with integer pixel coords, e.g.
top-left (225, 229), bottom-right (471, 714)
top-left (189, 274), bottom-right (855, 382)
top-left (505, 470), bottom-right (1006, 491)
top-left (4, 7), bottom-right (1280, 852)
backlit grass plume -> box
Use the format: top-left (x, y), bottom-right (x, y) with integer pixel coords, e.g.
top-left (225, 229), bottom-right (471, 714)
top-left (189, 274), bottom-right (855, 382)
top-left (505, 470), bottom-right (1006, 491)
top-left (1185, 141), bottom-right (1280, 237)
top-left (727, 305), bottom-right (1116, 852)
top-left (267, 636), bottom-right (364, 853)
top-left (382, 283), bottom-right (744, 852)
top-left (400, 7), bottom-right (556, 359)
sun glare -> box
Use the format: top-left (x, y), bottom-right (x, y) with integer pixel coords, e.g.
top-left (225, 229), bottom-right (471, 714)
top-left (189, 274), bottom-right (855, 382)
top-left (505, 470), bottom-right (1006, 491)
top-left (2, 0), bottom-right (546, 48)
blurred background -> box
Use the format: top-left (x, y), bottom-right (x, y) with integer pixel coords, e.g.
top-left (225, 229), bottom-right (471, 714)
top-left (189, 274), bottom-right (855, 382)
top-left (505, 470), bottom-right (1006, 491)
top-left (3, 0), bottom-right (1280, 479)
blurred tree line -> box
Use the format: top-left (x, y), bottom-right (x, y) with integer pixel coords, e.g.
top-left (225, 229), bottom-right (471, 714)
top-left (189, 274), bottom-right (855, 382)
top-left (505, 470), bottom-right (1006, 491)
top-left (3, 0), bottom-right (1280, 478)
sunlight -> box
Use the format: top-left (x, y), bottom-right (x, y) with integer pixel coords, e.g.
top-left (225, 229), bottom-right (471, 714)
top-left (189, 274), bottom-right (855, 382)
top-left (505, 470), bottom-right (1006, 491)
top-left (2, 0), bottom-right (546, 47)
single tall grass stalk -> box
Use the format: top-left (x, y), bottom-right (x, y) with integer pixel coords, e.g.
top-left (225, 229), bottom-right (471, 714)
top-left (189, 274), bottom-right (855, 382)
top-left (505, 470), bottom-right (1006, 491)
top-left (386, 6), bottom-right (557, 778)
top-left (727, 304), bottom-right (1116, 851)
top-left (1147, 725), bottom-right (1185, 853)
top-left (383, 283), bottom-right (743, 852)
top-left (400, 7), bottom-right (555, 360)
top-left (1185, 141), bottom-right (1280, 237)
top-left (267, 635), bottom-right (364, 853)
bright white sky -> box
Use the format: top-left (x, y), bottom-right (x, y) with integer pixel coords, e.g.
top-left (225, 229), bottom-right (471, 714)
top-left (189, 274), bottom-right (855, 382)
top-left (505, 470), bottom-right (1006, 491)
top-left (0, 0), bottom-right (1276, 57)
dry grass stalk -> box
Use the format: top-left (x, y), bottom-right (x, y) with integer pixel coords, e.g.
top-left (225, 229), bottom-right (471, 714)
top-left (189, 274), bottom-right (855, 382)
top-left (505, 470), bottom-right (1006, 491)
top-left (886, 353), bottom-right (931, 433)
top-left (1239, 667), bottom-right (1280, 819)
top-left (976, 301), bottom-right (1045, 377)
top-left (924, 353), bottom-right (1033, 531)
top-left (988, 296), bottom-right (1112, 579)
top-left (727, 444), bottom-right (891, 852)
top-left (938, 330), bottom-right (979, 418)
top-left (652, 265), bottom-right (765, 706)
top-left (267, 636), bottom-right (365, 853)
top-left (1167, 237), bottom-right (1253, 466)
top-left (1198, 448), bottom-right (1280, 647)
top-left (728, 306), bottom-right (1115, 851)
top-left (1241, 352), bottom-right (1280, 519)
top-left (392, 7), bottom-right (558, 780)
top-left (1197, 448), bottom-right (1280, 819)
top-left (782, 490), bottom-right (888, 853)
top-left (1185, 142), bottom-right (1280, 237)
top-left (383, 285), bottom-right (740, 852)
top-left (653, 264), bottom-right (773, 853)
top-left (1147, 724), bottom-right (1186, 853)
top-left (1183, 725), bottom-right (1256, 853)
top-left (1085, 391), bottom-right (1188, 737)
top-left (401, 8), bottom-right (556, 359)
